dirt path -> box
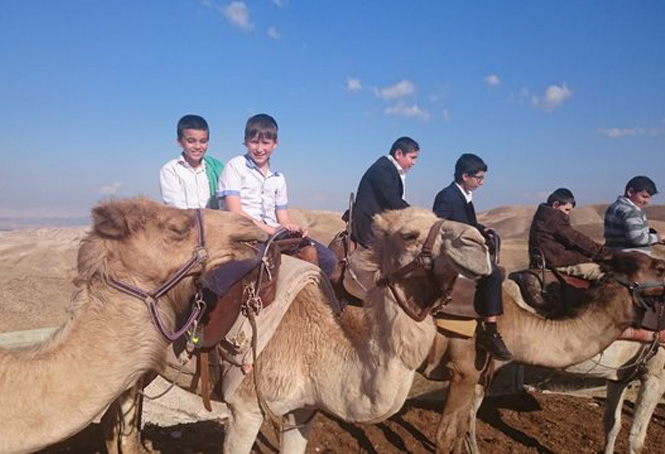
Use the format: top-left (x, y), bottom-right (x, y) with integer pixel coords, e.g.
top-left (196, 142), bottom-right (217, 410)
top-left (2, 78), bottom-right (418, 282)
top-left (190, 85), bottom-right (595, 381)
top-left (37, 390), bottom-right (665, 454)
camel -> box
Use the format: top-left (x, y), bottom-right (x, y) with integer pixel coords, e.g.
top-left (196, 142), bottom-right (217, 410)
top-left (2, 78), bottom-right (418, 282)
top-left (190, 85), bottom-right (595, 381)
top-left (427, 251), bottom-right (665, 454)
top-left (0, 197), bottom-right (267, 454)
top-left (103, 207), bottom-right (494, 453)
top-left (460, 334), bottom-right (665, 454)
top-left (562, 341), bottom-right (665, 454)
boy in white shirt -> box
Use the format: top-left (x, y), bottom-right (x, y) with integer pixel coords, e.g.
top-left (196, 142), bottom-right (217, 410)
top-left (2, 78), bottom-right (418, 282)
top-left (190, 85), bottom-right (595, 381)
top-left (218, 114), bottom-right (336, 277)
top-left (159, 114), bottom-right (223, 209)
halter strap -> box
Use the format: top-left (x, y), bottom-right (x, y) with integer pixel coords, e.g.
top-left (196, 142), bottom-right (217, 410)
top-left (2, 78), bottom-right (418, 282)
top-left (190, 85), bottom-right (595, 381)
top-left (609, 274), bottom-right (665, 310)
top-left (108, 209), bottom-right (209, 342)
top-left (376, 219), bottom-right (449, 322)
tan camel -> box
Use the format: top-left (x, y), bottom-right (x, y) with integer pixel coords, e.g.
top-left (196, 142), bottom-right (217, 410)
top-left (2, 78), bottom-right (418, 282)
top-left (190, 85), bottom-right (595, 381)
top-left (428, 251), bottom-right (665, 454)
top-left (462, 329), bottom-right (665, 454)
top-left (104, 207), bottom-right (494, 453)
top-left (0, 198), bottom-right (266, 454)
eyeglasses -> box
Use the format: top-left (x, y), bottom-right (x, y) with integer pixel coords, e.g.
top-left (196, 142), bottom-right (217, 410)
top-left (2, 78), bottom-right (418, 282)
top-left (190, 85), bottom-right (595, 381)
top-left (468, 174), bottom-right (485, 182)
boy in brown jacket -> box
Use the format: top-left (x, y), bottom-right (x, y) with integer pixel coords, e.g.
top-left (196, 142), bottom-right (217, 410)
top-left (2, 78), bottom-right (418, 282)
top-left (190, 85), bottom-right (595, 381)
top-left (528, 188), bottom-right (612, 279)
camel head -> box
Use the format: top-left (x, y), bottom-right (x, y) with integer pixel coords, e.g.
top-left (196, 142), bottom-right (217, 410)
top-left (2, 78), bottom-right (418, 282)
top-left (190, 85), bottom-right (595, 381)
top-left (602, 251), bottom-right (665, 300)
top-left (77, 198), bottom-right (268, 312)
top-left (371, 208), bottom-right (491, 317)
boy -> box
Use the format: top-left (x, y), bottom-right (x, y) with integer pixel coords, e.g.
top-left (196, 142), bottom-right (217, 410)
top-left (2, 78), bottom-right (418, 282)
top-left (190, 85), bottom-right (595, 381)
top-left (432, 153), bottom-right (512, 360)
top-left (529, 188), bottom-right (611, 280)
top-left (159, 114), bottom-right (223, 209)
top-left (217, 113), bottom-right (336, 277)
top-left (350, 136), bottom-right (420, 248)
top-left (340, 137), bottom-right (419, 299)
top-left (604, 176), bottom-right (664, 255)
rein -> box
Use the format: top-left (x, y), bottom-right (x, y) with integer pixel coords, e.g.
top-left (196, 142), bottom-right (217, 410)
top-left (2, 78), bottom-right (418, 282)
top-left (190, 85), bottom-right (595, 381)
top-left (376, 219), bottom-right (449, 322)
top-left (109, 209), bottom-right (209, 343)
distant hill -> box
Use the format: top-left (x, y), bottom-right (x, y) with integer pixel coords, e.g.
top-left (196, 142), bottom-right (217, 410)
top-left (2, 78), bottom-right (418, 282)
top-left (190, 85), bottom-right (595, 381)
top-left (478, 204), bottom-right (665, 242)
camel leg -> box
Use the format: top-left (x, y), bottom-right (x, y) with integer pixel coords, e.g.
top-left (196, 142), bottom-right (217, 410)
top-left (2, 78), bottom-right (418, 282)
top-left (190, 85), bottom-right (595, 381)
top-left (102, 384), bottom-right (150, 454)
top-left (603, 379), bottom-right (628, 454)
top-left (223, 401), bottom-right (265, 454)
top-left (628, 369), bottom-right (665, 454)
top-left (279, 409), bottom-right (316, 454)
top-left (435, 339), bottom-right (484, 454)
top-left (463, 385), bottom-right (485, 454)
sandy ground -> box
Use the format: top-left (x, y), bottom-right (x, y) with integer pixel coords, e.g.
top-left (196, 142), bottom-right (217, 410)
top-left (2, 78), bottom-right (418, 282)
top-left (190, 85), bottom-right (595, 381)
top-left (2, 205), bottom-right (665, 453)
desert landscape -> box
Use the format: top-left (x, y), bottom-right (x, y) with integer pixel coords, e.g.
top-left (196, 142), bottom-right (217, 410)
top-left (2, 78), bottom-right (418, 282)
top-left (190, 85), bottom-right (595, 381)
top-left (2, 204), bottom-right (665, 454)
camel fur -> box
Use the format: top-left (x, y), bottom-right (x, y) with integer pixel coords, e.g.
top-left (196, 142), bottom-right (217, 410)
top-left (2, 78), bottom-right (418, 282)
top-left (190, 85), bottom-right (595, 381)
top-left (0, 198), bottom-right (267, 454)
top-left (104, 207), bottom-right (494, 454)
top-left (430, 251), bottom-right (665, 454)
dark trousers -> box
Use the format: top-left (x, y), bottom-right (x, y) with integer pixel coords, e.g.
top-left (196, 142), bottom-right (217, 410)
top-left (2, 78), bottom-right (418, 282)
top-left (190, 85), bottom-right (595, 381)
top-left (474, 263), bottom-right (503, 317)
top-left (310, 238), bottom-right (337, 278)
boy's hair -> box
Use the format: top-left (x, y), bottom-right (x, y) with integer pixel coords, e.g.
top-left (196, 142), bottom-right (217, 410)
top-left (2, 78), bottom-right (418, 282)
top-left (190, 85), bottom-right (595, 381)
top-left (625, 175), bottom-right (658, 196)
top-left (389, 136), bottom-right (420, 157)
top-left (177, 114), bottom-right (209, 140)
top-left (454, 153), bottom-right (487, 182)
top-left (546, 188), bottom-right (576, 207)
top-left (245, 114), bottom-right (278, 142)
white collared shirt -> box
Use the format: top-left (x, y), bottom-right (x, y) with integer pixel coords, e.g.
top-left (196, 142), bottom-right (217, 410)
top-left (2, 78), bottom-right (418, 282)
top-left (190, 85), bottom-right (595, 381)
top-left (387, 154), bottom-right (407, 197)
top-left (159, 154), bottom-right (211, 209)
top-left (217, 154), bottom-right (288, 227)
top-left (455, 182), bottom-right (473, 203)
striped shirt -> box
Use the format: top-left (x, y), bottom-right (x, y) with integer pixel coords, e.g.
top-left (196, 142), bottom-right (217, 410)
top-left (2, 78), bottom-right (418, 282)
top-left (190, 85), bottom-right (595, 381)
top-left (604, 196), bottom-right (660, 255)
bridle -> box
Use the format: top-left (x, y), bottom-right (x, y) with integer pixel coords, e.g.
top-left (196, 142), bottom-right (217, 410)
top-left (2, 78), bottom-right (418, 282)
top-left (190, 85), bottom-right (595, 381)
top-left (608, 274), bottom-right (665, 310)
top-left (376, 219), bottom-right (452, 322)
top-left (108, 209), bottom-right (209, 342)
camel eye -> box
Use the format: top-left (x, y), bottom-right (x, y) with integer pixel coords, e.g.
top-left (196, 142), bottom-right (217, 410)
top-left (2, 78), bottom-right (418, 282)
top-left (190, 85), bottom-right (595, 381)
top-left (400, 231), bottom-right (419, 243)
top-left (164, 217), bottom-right (193, 240)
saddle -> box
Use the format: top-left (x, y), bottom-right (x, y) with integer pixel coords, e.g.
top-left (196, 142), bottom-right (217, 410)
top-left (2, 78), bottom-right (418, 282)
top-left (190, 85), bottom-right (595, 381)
top-left (200, 241), bottom-right (282, 348)
top-left (508, 268), bottom-right (590, 318)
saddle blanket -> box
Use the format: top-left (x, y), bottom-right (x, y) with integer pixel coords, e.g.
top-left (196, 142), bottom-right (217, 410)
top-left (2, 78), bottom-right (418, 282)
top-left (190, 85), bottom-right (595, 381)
top-left (219, 254), bottom-right (342, 401)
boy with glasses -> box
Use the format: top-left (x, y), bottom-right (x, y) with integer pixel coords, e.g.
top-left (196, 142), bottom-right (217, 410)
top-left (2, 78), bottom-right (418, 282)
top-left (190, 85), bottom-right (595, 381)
top-left (432, 153), bottom-right (512, 360)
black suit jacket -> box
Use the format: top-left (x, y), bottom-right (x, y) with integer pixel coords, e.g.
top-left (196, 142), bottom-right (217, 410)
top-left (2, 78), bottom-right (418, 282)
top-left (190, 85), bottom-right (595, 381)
top-left (351, 156), bottom-right (408, 247)
top-left (432, 182), bottom-right (483, 230)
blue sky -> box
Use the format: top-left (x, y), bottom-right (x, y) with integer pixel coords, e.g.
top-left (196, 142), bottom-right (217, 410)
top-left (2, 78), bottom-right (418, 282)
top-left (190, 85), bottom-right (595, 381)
top-left (1, 0), bottom-right (664, 218)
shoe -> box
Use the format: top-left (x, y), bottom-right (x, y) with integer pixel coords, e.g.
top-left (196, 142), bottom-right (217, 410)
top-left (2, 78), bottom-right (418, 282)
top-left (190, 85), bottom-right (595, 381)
top-left (477, 328), bottom-right (513, 361)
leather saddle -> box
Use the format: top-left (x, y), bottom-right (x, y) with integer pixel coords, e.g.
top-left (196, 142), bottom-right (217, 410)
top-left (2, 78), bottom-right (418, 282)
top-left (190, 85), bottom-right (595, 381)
top-left (199, 241), bottom-right (282, 348)
top-left (508, 268), bottom-right (590, 318)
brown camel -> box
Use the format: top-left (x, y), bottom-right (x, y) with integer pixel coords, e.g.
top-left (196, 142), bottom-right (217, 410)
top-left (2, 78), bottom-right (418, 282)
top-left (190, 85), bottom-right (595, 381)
top-left (0, 198), bottom-right (267, 454)
top-left (427, 251), bottom-right (665, 454)
top-left (103, 207), bottom-right (494, 454)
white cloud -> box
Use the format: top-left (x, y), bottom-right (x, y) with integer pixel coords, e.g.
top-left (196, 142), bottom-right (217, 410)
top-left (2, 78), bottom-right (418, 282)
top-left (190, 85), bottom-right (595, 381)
top-left (374, 80), bottom-right (416, 100)
top-left (222, 1), bottom-right (254, 31)
top-left (267, 26), bottom-right (280, 39)
top-left (539, 83), bottom-right (573, 111)
top-left (384, 101), bottom-right (430, 121)
top-left (484, 74), bottom-right (501, 87)
top-left (597, 125), bottom-right (664, 139)
top-left (441, 110), bottom-right (450, 123)
top-left (347, 77), bottom-right (362, 93)
top-left (99, 182), bottom-right (123, 195)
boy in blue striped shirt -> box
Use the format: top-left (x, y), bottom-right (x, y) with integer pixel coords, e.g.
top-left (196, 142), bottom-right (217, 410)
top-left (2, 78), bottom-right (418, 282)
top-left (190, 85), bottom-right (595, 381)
top-left (604, 176), bottom-right (664, 255)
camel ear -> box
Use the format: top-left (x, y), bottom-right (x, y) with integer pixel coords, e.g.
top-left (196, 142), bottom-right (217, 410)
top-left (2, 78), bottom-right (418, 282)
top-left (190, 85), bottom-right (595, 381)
top-left (371, 212), bottom-right (391, 238)
top-left (92, 203), bottom-right (130, 239)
